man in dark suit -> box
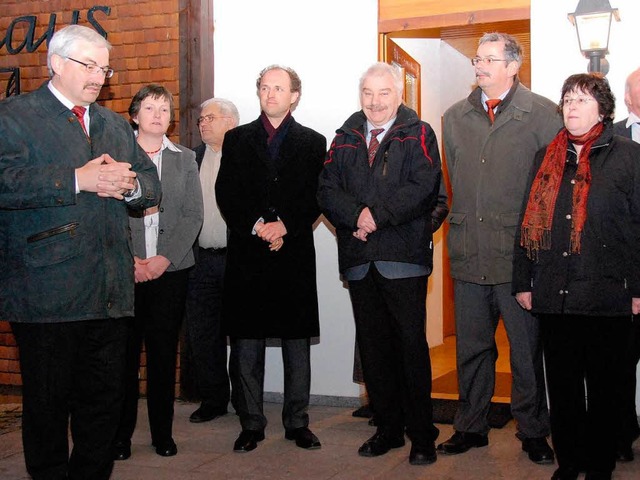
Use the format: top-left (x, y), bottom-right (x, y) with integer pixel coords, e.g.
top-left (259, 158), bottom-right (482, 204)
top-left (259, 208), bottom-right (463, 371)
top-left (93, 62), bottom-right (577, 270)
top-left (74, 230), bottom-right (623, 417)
top-left (185, 98), bottom-right (239, 424)
top-left (613, 66), bottom-right (640, 462)
top-left (0, 25), bottom-right (160, 480)
top-left (215, 65), bottom-right (326, 453)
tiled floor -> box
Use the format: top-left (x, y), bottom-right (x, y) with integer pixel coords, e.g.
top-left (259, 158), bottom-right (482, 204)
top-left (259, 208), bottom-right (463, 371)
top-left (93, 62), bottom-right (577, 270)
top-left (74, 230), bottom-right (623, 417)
top-left (2, 327), bottom-right (639, 479)
top-left (1, 399), bottom-right (639, 480)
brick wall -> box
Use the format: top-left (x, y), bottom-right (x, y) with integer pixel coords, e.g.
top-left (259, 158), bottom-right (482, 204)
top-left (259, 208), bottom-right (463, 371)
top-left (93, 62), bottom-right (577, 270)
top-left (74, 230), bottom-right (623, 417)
top-left (0, 0), bottom-right (184, 397)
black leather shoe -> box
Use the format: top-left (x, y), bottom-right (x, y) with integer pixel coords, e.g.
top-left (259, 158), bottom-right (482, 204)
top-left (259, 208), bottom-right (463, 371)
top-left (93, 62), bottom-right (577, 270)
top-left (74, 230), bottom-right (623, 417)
top-left (153, 438), bottom-right (177, 457)
top-left (285, 427), bottom-right (321, 449)
top-left (113, 440), bottom-right (131, 461)
top-left (358, 431), bottom-right (405, 457)
top-left (550, 467), bottom-right (579, 480)
top-left (584, 471), bottom-right (612, 480)
top-left (522, 437), bottom-right (555, 464)
top-left (436, 431), bottom-right (488, 455)
top-left (233, 430), bottom-right (265, 452)
top-left (616, 441), bottom-right (634, 462)
top-left (352, 404), bottom-right (374, 418)
top-left (189, 403), bottom-right (227, 423)
top-left (409, 442), bottom-right (437, 465)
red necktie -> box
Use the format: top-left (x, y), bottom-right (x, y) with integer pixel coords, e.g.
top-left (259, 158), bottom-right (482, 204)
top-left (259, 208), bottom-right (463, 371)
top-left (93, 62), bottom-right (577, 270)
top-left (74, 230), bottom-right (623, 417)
top-left (368, 128), bottom-right (385, 166)
top-left (485, 99), bottom-right (501, 125)
top-left (72, 106), bottom-right (88, 136)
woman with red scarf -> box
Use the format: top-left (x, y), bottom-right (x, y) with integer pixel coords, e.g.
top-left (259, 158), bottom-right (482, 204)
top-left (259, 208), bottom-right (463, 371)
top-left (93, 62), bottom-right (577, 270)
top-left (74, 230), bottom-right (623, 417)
top-left (513, 73), bottom-right (640, 480)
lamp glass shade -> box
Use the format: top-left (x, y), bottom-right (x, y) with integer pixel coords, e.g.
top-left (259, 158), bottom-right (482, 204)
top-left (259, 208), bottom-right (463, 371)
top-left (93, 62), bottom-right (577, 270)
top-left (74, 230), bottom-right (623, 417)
top-left (575, 11), bottom-right (612, 52)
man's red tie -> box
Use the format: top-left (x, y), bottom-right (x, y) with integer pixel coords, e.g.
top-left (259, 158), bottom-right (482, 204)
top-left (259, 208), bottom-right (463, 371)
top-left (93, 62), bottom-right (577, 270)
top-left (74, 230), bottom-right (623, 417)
top-left (368, 128), bottom-right (385, 166)
top-left (72, 106), bottom-right (88, 136)
top-left (485, 99), bottom-right (501, 125)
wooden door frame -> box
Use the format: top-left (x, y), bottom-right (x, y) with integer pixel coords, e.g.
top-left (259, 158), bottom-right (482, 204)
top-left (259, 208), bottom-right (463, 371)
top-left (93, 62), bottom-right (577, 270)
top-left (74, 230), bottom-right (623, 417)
top-left (179, 0), bottom-right (214, 150)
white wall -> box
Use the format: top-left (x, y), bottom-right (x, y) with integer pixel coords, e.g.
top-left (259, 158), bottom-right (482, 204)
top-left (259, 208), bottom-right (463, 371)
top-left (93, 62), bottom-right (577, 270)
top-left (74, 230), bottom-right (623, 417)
top-left (213, 0), bottom-right (640, 409)
top-left (531, 0), bottom-right (640, 411)
top-left (213, 0), bottom-right (378, 399)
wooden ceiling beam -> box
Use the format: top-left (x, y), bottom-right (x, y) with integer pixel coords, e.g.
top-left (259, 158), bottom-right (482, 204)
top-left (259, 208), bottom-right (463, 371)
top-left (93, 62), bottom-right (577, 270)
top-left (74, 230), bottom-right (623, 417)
top-left (379, 7), bottom-right (530, 34)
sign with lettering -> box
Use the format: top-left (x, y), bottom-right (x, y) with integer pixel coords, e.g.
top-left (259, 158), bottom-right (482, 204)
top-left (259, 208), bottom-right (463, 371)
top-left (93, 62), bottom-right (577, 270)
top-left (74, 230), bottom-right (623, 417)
top-left (0, 6), bottom-right (111, 55)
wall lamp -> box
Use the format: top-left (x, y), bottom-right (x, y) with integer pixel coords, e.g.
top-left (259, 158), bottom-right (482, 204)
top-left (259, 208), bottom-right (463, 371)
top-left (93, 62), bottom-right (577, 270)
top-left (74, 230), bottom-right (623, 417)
top-left (568, 0), bottom-right (620, 75)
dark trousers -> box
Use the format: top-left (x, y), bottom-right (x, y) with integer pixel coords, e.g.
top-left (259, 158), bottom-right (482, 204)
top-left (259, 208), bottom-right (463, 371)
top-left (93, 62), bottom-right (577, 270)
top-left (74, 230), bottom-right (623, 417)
top-left (348, 266), bottom-right (438, 445)
top-left (116, 269), bottom-right (188, 445)
top-left (541, 314), bottom-right (630, 474)
top-left (185, 248), bottom-right (230, 410)
top-left (229, 337), bottom-right (310, 432)
top-left (618, 315), bottom-right (640, 444)
top-left (11, 318), bottom-right (128, 480)
top-left (453, 281), bottom-right (549, 438)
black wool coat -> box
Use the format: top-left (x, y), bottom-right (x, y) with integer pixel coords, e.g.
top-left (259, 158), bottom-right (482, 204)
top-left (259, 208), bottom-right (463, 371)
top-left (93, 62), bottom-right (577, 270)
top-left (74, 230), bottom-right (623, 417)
top-left (215, 116), bottom-right (326, 339)
top-left (513, 124), bottom-right (640, 316)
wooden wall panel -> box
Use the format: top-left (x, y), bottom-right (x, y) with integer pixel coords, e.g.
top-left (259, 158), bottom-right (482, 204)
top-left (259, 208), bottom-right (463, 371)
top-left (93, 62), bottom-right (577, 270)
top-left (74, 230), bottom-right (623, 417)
top-left (379, 0), bottom-right (530, 33)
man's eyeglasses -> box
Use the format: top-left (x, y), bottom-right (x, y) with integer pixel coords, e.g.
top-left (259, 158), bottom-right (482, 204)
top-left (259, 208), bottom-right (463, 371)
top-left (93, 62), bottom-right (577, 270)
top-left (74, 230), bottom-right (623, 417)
top-left (197, 114), bottom-right (229, 125)
top-left (66, 57), bottom-right (114, 78)
top-left (471, 57), bottom-right (509, 66)
top-left (562, 97), bottom-right (596, 107)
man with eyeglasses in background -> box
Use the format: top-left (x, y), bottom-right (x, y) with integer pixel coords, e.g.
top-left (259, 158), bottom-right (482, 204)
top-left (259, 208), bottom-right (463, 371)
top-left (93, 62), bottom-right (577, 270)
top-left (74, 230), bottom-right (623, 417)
top-left (438, 32), bottom-right (562, 464)
top-left (185, 98), bottom-right (240, 424)
top-left (0, 25), bottom-right (161, 479)
top-left (613, 66), bottom-right (640, 463)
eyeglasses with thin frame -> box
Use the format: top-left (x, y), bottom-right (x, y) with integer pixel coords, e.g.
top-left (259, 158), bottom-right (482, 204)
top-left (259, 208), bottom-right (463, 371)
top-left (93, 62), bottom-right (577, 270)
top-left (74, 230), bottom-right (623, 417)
top-left (65, 57), bottom-right (114, 78)
top-left (197, 114), bottom-right (230, 126)
top-left (471, 57), bottom-right (509, 66)
top-left (562, 96), bottom-right (596, 107)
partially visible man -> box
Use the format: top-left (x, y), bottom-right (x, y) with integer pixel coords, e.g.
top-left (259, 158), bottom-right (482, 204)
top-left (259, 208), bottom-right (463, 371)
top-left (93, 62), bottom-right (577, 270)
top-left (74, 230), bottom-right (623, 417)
top-left (439, 32), bottom-right (561, 464)
top-left (613, 66), bottom-right (640, 463)
top-left (0, 25), bottom-right (161, 480)
top-left (185, 98), bottom-right (240, 424)
top-left (216, 65), bottom-right (326, 453)
top-left (318, 62), bottom-right (442, 466)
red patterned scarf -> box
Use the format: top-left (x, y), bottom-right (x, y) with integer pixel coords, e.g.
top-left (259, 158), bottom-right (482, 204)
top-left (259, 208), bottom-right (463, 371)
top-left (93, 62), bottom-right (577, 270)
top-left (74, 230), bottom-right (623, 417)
top-left (521, 122), bottom-right (604, 258)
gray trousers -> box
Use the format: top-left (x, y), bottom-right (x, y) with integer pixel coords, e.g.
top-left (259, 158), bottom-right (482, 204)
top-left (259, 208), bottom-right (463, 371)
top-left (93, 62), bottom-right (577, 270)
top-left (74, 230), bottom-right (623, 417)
top-left (229, 337), bottom-right (310, 432)
top-left (453, 281), bottom-right (550, 438)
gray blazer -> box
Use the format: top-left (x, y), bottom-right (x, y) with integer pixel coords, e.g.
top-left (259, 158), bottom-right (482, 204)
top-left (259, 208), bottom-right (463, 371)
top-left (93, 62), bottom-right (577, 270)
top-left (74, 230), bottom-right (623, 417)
top-left (129, 144), bottom-right (203, 272)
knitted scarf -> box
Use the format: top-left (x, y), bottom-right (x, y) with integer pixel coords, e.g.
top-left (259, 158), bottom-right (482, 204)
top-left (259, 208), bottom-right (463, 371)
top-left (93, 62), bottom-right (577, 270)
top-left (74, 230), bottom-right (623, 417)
top-left (520, 122), bottom-right (604, 258)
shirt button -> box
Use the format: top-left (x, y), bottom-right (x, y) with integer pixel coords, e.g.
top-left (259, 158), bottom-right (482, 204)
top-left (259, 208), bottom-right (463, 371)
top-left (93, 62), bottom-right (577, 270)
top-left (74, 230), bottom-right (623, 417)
top-left (559, 290), bottom-right (564, 295)
top-left (481, 158), bottom-right (486, 163)
top-left (566, 214), bottom-right (572, 220)
top-left (571, 179), bottom-right (576, 184)
top-left (478, 217), bottom-right (483, 222)
top-left (481, 275), bottom-right (486, 280)
top-left (562, 252), bottom-right (568, 257)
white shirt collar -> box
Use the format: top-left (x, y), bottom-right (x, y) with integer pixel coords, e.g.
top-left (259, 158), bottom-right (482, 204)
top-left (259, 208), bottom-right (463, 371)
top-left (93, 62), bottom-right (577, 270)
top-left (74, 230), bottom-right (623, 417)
top-left (481, 88), bottom-right (509, 111)
top-left (625, 112), bottom-right (640, 128)
top-left (47, 81), bottom-right (90, 114)
top-left (134, 131), bottom-right (182, 153)
top-left (366, 117), bottom-right (396, 139)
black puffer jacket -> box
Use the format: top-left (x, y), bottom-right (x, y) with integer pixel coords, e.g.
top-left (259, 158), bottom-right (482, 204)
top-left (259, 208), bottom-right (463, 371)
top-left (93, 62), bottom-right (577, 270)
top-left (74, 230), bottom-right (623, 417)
top-left (318, 105), bottom-right (443, 273)
top-left (512, 124), bottom-right (640, 316)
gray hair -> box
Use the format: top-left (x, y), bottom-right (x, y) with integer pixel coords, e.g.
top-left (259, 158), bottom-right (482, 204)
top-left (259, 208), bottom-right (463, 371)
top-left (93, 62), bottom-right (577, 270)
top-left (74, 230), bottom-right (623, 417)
top-left (200, 97), bottom-right (240, 128)
top-left (47, 25), bottom-right (111, 77)
top-left (479, 32), bottom-right (523, 69)
top-left (359, 62), bottom-right (404, 97)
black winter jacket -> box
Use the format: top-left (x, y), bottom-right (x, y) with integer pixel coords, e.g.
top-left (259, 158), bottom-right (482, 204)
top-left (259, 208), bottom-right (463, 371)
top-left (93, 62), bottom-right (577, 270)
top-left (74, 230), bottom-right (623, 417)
top-left (512, 124), bottom-right (640, 316)
top-left (317, 105), bottom-right (443, 273)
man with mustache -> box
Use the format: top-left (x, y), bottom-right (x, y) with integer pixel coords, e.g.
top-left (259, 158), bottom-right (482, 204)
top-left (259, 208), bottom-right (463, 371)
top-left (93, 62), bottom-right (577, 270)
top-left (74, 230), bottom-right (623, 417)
top-left (439, 32), bottom-right (561, 464)
top-left (0, 25), bottom-right (161, 479)
top-left (318, 62), bottom-right (444, 466)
